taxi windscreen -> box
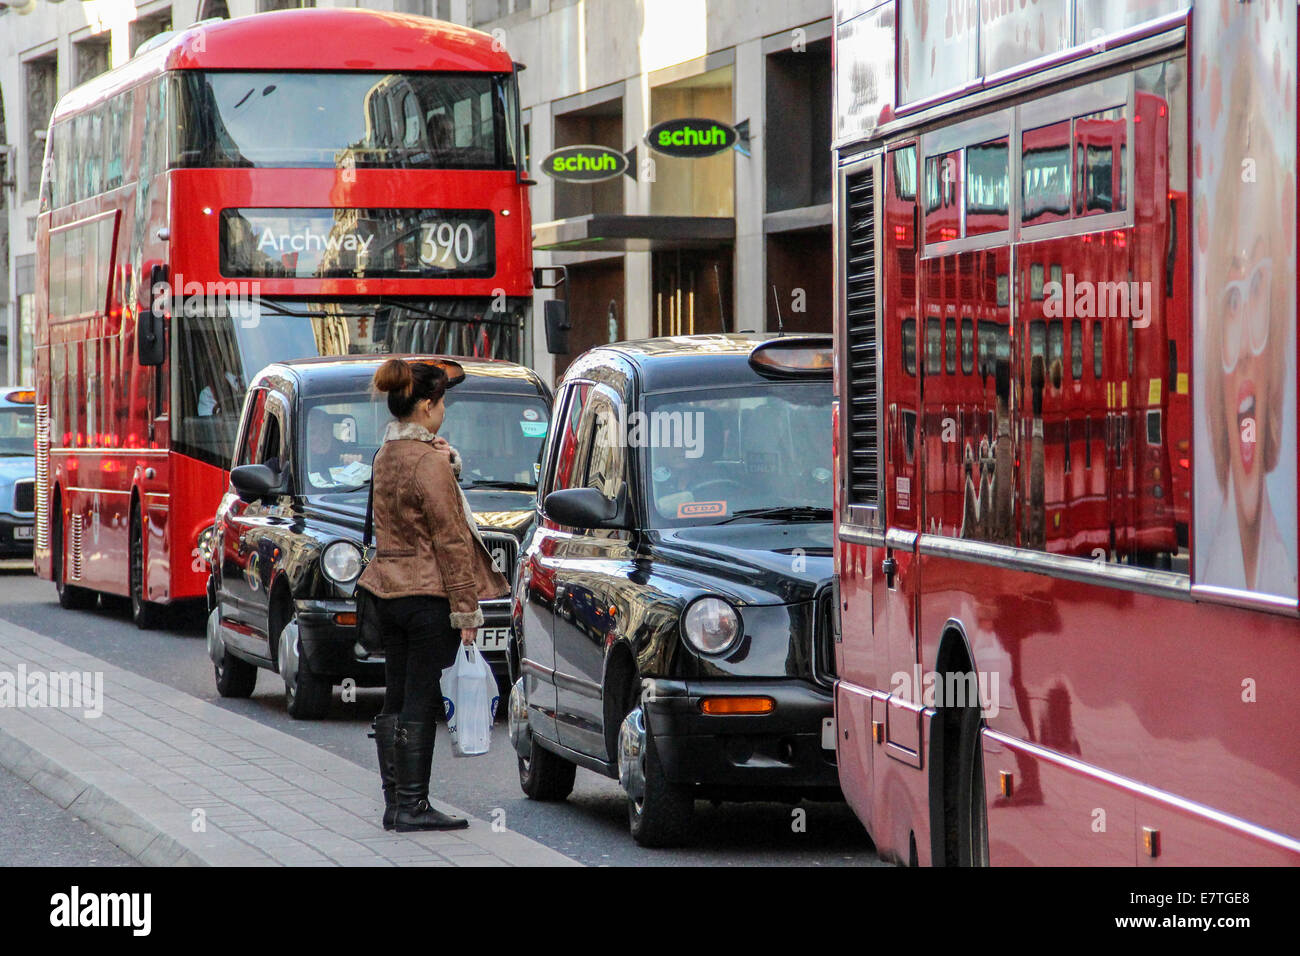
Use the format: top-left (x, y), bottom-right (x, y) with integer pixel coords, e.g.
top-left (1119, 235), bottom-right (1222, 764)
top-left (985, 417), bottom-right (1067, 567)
top-left (0, 405), bottom-right (36, 457)
top-left (643, 381), bottom-right (832, 527)
top-left (301, 391), bottom-right (548, 497)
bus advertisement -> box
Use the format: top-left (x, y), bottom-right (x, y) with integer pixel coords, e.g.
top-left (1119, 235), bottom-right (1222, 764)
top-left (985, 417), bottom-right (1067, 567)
top-left (33, 9), bottom-right (533, 627)
top-left (831, 0), bottom-right (1298, 865)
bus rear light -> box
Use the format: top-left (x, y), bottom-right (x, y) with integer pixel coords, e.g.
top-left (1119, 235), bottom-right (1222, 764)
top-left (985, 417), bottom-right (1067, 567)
top-left (1179, 458), bottom-right (1190, 469)
top-left (700, 697), bottom-right (774, 716)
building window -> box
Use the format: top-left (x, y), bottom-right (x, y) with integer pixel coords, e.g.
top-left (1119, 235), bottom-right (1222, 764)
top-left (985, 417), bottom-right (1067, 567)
top-left (258, 0), bottom-right (315, 10)
top-left (553, 96), bottom-right (624, 218)
top-left (23, 54), bottom-right (57, 202)
top-left (649, 64), bottom-right (734, 218)
top-left (131, 9), bottom-right (174, 57)
top-left (472, 0), bottom-right (525, 25)
top-left (765, 36), bottom-right (831, 212)
top-left (74, 36), bottom-right (111, 87)
top-left (18, 294), bottom-right (35, 386)
top-left (396, 0), bottom-right (452, 16)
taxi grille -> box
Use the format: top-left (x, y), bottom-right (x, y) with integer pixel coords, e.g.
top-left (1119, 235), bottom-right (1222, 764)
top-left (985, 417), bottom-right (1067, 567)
top-left (844, 164), bottom-right (881, 509)
top-left (481, 531), bottom-right (518, 586)
top-left (13, 480), bottom-right (34, 514)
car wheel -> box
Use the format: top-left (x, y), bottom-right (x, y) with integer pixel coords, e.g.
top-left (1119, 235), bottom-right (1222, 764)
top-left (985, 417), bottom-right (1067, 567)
top-left (516, 710), bottom-right (577, 801)
top-left (129, 503), bottom-right (164, 630)
top-left (209, 608), bottom-right (257, 698)
top-left (53, 506), bottom-right (95, 610)
top-left (277, 615), bottom-right (331, 720)
top-left (620, 706), bottom-right (694, 848)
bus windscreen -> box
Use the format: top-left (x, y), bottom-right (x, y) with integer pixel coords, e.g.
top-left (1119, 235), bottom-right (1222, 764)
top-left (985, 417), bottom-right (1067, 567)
top-left (172, 71), bottom-right (518, 170)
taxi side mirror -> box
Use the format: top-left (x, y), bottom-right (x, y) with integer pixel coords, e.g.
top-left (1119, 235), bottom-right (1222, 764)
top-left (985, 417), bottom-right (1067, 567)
top-left (231, 463), bottom-right (281, 503)
top-left (545, 487), bottom-right (626, 530)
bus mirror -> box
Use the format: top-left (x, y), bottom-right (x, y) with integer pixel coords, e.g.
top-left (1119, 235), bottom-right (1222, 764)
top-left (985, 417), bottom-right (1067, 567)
top-left (544, 299), bottom-right (570, 355)
top-left (139, 263), bottom-right (169, 367)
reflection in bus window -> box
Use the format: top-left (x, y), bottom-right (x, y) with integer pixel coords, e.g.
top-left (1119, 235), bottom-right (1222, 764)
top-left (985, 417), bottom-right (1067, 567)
top-left (961, 318), bottom-right (975, 375)
top-left (1075, 106), bottom-right (1127, 215)
top-left (902, 318), bottom-right (917, 377)
top-left (945, 318), bottom-right (957, 375)
top-left (924, 149), bottom-right (962, 244)
top-left (1048, 320), bottom-right (1065, 389)
top-left (1022, 120), bottom-right (1072, 226)
top-left (925, 318), bottom-right (942, 376)
top-left (1071, 319), bottom-right (1084, 380)
top-left (966, 137), bottom-right (1009, 235)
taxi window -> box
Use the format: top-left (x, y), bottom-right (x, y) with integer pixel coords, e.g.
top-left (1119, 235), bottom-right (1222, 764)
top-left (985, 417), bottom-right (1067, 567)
top-left (582, 390), bottom-right (625, 501)
top-left (0, 404), bottom-right (35, 457)
top-left (549, 383), bottom-right (591, 495)
top-left (644, 381), bottom-right (833, 527)
top-left (300, 397), bottom-right (385, 494)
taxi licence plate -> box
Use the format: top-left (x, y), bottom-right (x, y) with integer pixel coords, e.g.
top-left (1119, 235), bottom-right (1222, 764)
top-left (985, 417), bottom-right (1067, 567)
top-left (476, 626), bottom-right (509, 652)
top-left (13, 526), bottom-right (33, 540)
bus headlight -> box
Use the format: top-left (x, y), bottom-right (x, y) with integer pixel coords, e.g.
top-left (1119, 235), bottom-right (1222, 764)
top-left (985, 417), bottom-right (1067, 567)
top-left (682, 597), bottom-right (741, 655)
top-left (322, 541), bottom-right (363, 584)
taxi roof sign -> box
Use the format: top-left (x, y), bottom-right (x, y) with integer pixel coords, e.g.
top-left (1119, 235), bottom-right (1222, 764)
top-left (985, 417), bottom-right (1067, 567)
top-left (4, 389), bottom-right (36, 404)
top-left (749, 336), bottom-right (833, 379)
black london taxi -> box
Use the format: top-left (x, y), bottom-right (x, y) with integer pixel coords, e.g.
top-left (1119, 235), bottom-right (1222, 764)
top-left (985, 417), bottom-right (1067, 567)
top-left (0, 388), bottom-right (37, 567)
top-left (507, 334), bottom-right (840, 846)
top-left (205, 355), bottom-right (551, 719)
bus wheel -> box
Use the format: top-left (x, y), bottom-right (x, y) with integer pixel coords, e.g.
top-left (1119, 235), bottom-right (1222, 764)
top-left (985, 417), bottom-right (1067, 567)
top-left (53, 505), bottom-right (95, 610)
top-left (129, 502), bottom-right (164, 630)
top-left (955, 703), bottom-right (989, 866)
top-left (277, 615), bottom-right (331, 720)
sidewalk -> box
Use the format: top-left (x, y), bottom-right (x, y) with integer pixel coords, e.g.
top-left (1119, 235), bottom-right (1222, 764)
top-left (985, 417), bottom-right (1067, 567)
top-left (0, 617), bottom-right (578, 867)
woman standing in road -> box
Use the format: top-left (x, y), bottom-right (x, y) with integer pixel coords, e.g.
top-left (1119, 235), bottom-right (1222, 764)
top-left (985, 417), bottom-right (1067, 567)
top-left (358, 358), bottom-right (509, 831)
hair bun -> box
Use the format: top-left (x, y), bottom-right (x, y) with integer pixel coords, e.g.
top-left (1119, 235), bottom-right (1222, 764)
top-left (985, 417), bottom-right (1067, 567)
top-left (373, 358), bottom-right (413, 395)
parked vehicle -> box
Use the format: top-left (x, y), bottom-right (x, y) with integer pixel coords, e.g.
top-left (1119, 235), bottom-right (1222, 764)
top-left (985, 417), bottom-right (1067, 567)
top-left (508, 334), bottom-right (841, 846)
top-left (0, 389), bottom-right (37, 566)
top-left (33, 9), bottom-right (535, 625)
top-left (205, 355), bottom-right (551, 719)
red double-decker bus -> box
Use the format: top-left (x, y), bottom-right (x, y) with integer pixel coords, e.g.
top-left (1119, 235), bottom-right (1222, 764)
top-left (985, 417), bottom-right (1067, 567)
top-left (33, 9), bottom-right (533, 627)
top-left (832, 0), bottom-right (1299, 864)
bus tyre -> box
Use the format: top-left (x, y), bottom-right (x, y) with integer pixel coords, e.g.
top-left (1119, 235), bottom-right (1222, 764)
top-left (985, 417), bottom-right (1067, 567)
top-left (53, 507), bottom-right (94, 610)
top-left (955, 703), bottom-right (989, 867)
top-left (278, 617), bottom-right (331, 720)
top-left (129, 503), bottom-right (164, 630)
top-left (518, 738), bottom-right (577, 801)
top-left (625, 716), bottom-right (694, 848)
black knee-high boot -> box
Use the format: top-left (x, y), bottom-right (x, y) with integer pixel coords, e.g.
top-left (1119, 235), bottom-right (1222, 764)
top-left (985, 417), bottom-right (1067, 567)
top-left (370, 714), bottom-right (399, 830)
top-left (394, 720), bottom-right (468, 832)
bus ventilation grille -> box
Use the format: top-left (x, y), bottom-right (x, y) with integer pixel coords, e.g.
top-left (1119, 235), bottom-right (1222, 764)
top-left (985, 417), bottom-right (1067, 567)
top-left (35, 405), bottom-right (50, 551)
top-left (844, 165), bottom-right (880, 508)
top-left (70, 514), bottom-right (84, 582)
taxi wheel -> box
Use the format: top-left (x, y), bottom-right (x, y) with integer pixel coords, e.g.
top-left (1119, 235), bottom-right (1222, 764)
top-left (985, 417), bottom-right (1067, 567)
top-left (278, 617), bottom-right (332, 720)
top-left (129, 503), bottom-right (164, 630)
top-left (214, 649), bottom-right (258, 699)
top-left (518, 740), bottom-right (576, 801)
top-left (628, 723), bottom-right (694, 848)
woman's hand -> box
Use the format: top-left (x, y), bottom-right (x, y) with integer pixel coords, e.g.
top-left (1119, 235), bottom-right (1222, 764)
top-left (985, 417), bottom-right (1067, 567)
top-left (461, 627), bottom-right (477, 646)
top-left (430, 436), bottom-right (450, 452)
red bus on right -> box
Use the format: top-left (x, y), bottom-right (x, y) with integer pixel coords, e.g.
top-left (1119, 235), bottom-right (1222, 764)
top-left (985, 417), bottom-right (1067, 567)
top-left (831, 0), bottom-right (1299, 865)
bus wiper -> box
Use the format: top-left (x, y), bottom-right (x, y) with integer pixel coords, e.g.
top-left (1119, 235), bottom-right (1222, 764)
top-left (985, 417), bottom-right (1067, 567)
top-left (714, 505), bottom-right (832, 524)
top-left (247, 300), bottom-right (375, 319)
top-left (463, 479), bottom-right (535, 490)
top-left (378, 298), bottom-right (462, 322)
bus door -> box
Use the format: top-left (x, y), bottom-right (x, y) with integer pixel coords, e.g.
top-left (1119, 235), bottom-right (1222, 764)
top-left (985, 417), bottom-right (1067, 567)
top-left (880, 144), bottom-right (922, 760)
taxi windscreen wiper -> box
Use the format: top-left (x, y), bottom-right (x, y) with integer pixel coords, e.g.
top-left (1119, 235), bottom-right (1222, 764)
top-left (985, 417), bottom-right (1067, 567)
top-left (714, 505), bottom-right (832, 524)
top-left (463, 478), bottom-right (536, 490)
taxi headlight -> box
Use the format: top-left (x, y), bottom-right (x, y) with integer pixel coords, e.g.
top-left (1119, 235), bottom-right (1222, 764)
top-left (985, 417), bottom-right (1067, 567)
top-left (682, 597), bottom-right (741, 655)
top-left (322, 541), bottom-right (363, 584)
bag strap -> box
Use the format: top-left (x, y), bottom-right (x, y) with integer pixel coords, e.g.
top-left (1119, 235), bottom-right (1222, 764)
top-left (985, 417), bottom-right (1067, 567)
top-left (362, 450), bottom-right (379, 549)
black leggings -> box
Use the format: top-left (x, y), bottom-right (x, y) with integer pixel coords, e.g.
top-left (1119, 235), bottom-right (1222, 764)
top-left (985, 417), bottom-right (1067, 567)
top-left (377, 595), bottom-right (459, 723)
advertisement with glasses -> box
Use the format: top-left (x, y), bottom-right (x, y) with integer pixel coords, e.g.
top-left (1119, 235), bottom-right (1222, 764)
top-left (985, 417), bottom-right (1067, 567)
top-left (1193, 0), bottom-right (1297, 600)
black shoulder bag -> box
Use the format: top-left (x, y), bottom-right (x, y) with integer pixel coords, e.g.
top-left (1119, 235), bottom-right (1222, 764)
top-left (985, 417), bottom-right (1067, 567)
top-left (354, 466), bottom-right (384, 657)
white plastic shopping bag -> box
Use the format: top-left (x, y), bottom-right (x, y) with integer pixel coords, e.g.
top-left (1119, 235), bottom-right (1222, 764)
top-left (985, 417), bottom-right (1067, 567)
top-left (440, 644), bottom-right (498, 757)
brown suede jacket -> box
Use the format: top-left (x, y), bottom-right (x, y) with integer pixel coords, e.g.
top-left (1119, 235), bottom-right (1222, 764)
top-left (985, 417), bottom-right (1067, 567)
top-left (356, 421), bottom-right (508, 629)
